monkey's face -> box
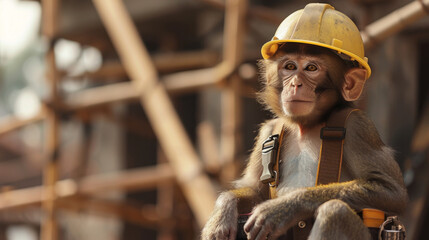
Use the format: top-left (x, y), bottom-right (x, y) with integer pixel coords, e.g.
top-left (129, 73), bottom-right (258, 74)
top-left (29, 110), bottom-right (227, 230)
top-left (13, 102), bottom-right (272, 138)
top-left (274, 51), bottom-right (343, 126)
top-left (278, 53), bottom-right (330, 117)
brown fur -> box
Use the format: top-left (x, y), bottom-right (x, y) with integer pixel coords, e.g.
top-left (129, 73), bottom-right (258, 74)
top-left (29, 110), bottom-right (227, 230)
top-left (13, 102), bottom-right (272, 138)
top-left (201, 44), bottom-right (407, 240)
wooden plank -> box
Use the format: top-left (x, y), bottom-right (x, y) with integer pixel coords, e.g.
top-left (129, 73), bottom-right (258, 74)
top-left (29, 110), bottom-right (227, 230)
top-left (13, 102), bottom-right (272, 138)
top-left (152, 50), bottom-right (219, 73)
top-left (64, 65), bottom-right (232, 111)
top-left (220, 75), bottom-right (243, 182)
top-left (64, 65), bottom-right (231, 111)
top-left (220, 0), bottom-right (247, 181)
top-left (41, 0), bottom-right (61, 237)
top-left (222, 0), bottom-right (247, 67)
top-left (57, 196), bottom-right (162, 229)
top-left (162, 62), bottom-right (232, 94)
top-left (362, 0), bottom-right (429, 49)
top-left (0, 164), bottom-right (175, 210)
top-left (202, 0), bottom-right (282, 24)
top-left (0, 112), bottom-right (45, 136)
top-left (71, 50), bottom-right (219, 81)
top-left (74, 164), bottom-right (174, 195)
top-left (156, 149), bottom-right (175, 239)
top-left (41, 0), bottom-right (59, 38)
top-left (65, 82), bottom-right (138, 111)
top-left (92, 0), bottom-right (217, 226)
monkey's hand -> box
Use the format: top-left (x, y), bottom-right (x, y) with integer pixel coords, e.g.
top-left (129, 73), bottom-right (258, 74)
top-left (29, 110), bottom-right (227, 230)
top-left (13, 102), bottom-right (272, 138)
top-left (244, 190), bottom-right (306, 240)
top-left (201, 192), bottom-right (238, 240)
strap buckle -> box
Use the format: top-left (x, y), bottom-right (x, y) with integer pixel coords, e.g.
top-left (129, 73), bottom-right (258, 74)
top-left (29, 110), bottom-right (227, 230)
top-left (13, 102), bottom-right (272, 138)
top-left (268, 171), bottom-right (278, 187)
top-left (320, 127), bottom-right (346, 140)
top-left (260, 134), bottom-right (279, 184)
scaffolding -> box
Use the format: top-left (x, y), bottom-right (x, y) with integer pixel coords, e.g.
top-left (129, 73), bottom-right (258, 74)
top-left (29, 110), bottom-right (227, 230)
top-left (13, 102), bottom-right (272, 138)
top-left (0, 0), bottom-right (429, 239)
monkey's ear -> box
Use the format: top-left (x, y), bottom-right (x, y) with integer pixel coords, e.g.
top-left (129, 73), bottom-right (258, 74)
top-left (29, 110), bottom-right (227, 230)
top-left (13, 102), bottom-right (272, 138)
top-left (342, 68), bottom-right (367, 101)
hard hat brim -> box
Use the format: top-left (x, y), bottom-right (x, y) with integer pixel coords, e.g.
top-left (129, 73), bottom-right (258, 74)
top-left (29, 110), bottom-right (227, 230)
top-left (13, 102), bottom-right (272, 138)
top-left (261, 39), bottom-right (371, 79)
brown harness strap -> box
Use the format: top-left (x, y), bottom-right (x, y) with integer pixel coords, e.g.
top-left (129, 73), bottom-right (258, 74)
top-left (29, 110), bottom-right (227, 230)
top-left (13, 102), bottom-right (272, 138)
top-left (290, 107), bottom-right (357, 240)
top-left (316, 108), bottom-right (358, 185)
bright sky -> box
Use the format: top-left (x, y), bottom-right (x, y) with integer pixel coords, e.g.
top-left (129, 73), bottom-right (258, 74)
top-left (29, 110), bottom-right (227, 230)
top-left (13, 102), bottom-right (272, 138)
top-left (0, 0), bottom-right (41, 63)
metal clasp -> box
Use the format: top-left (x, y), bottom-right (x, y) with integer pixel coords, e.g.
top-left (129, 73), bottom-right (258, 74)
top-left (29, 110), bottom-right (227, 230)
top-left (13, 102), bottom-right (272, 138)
top-left (378, 216), bottom-right (406, 240)
top-left (260, 134), bottom-right (279, 184)
top-left (268, 171), bottom-right (278, 187)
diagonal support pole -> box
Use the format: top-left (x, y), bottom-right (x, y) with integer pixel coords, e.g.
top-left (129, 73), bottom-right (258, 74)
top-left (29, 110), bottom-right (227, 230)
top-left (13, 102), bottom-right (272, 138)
top-left (92, 0), bottom-right (217, 226)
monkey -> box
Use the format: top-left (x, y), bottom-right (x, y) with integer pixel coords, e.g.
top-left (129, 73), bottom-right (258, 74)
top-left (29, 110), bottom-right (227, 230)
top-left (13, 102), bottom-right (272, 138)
top-left (200, 42), bottom-right (408, 240)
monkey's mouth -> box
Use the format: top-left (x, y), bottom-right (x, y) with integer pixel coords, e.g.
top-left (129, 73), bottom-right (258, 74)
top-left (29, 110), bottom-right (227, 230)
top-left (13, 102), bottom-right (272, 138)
top-left (285, 96), bottom-right (314, 102)
top-left (286, 100), bottom-right (313, 103)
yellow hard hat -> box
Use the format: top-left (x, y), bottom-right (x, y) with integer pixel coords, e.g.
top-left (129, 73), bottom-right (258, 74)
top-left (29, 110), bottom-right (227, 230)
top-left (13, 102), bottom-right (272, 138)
top-left (261, 3), bottom-right (371, 79)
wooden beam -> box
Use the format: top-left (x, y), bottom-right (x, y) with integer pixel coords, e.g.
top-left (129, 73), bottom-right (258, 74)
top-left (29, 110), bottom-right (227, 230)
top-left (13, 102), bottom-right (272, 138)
top-left (73, 164), bottom-right (174, 195)
top-left (64, 63), bottom-right (233, 111)
top-left (0, 111), bottom-right (45, 136)
top-left (362, 0), bottom-right (429, 49)
top-left (201, 0), bottom-right (282, 25)
top-left (57, 196), bottom-right (162, 229)
top-left (156, 149), bottom-right (176, 239)
top-left (71, 50), bottom-right (219, 81)
top-left (162, 62), bottom-right (232, 94)
top-left (41, 0), bottom-right (59, 38)
top-left (43, 32), bottom-right (60, 240)
top-left (57, 196), bottom-right (164, 229)
top-left (220, 75), bottom-right (243, 182)
top-left (92, 0), bottom-right (217, 226)
top-left (41, 0), bottom-right (61, 238)
top-left (0, 164), bottom-right (175, 210)
top-left (65, 82), bottom-right (137, 111)
top-left (222, 0), bottom-right (247, 67)
top-left (219, 0), bottom-right (247, 182)
top-left (152, 50), bottom-right (219, 73)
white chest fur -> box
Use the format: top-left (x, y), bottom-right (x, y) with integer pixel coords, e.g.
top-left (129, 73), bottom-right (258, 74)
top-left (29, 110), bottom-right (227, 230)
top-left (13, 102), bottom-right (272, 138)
top-left (276, 132), bottom-right (321, 196)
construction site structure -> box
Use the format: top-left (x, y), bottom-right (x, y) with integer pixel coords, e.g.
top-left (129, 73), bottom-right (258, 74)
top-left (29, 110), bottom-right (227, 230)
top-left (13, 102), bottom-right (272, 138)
top-left (0, 0), bottom-right (428, 239)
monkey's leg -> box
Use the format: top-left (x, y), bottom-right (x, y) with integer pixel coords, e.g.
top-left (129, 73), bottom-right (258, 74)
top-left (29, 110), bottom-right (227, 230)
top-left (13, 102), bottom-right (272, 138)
top-left (309, 199), bottom-right (371, 240)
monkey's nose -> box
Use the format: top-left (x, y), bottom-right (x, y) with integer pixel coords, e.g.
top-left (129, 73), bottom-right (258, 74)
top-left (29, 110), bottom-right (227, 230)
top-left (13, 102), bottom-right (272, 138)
top-left (291, 82), bottom-right (303, 90)
top-left (291, 77), bottom-right (303, 87)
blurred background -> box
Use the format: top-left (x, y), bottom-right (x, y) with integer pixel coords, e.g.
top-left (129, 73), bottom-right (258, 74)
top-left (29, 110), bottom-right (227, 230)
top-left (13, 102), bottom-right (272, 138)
top-left (0, 0), bottom-right (428, 239)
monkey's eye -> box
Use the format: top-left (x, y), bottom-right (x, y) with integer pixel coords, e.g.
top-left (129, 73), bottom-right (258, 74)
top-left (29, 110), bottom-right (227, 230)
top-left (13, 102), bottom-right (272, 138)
top-left (284, 63), bottom-right (296, 70)
top-left (305, 64), bottom-right (318, 71)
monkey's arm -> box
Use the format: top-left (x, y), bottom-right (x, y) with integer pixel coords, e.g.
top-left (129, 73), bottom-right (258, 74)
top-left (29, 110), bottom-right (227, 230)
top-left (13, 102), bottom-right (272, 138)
top-left (201, 119), bottom-right (277, 239)
top-left (336, 110), bottom-right (408, 213)
top-left (231, 119), bottom-right (280, 211)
